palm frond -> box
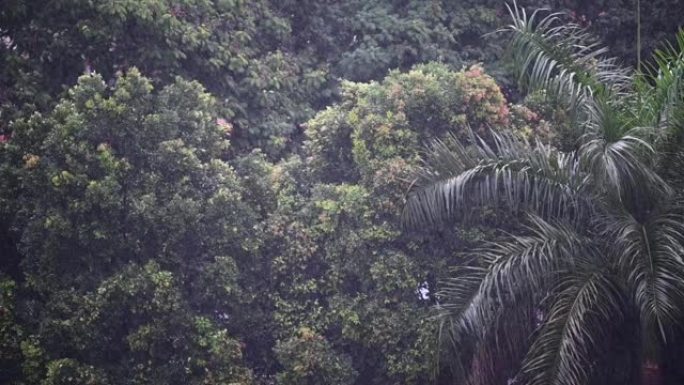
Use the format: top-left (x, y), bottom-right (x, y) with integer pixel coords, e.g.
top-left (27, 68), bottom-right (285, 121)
top-left (580, 130), bottom-right (671, 204)
top-left (520, 270), bottom-right (622, 385)
top-left (466, 301), bottom-right (536, 385)
top-left (403, 130), bottom-right (590, 228)
top-left (606, 205), bottom-right (684, 342)
top-left (635, 29), bottom-right (684, 185)
top-left (433, 265), bottom-right (485, 385)
top-left (435, 216), bottom-right (593, 383)
top-left (435, 216), bottom-right (588, 349)
top-left (640, 29), bottom-right (684, 134)
top-left (501, 2), bottom-right (631, 124)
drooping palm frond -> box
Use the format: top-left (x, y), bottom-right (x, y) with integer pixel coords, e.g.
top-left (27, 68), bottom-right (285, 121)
top-left (603, 204), bottom-right (684, 343)
top-left (501, 2), bottom-right (631, 125)
top-left (466, 301), bottom-right (536, 385)
top-left (579, 129), bottom-right (670, 204)
top-left (435, 216), bottom-right (588, 347)
top-left (520, 269), bottom-right (622, 385)
top-left (402, 129), bottom-right (590, 228)
top-left (433, 264), bottom-right (489, 384)
top-left (435, 216), bottom-right (593, 383)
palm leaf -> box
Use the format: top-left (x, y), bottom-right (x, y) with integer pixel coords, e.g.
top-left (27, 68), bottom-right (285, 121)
top-left (403, 130), bottom-right (590, 228)
top-left (500, 2), bottom-right (631, 126)
top-left (579, 130), bottom-right (670, 204)
top-left (435, 216), bottom-right (593, 383)
top-left (605, 204), bottom-right (684, 343)
top-left (520, 269), bottom-right (622, 385)
top-left (638, 29), bottom-right (684, 184)
top-left (640, 29), bottom-right (684, 134)
top-left (435, 216), bottom-right (588, 348)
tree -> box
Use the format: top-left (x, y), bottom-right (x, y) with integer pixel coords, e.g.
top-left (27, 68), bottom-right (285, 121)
top-left (4, 2), bottom-right (684, 384)
top-left (0, 0), bottom-right (329, 156)
top-left (8, 69), bottom-right (256, 384)
top-left (404, 5), bottom-right (684, 385)
top-left (264, 62), bottom-right (543, 385)
top-left (275, 327), bottom-right (357, 385)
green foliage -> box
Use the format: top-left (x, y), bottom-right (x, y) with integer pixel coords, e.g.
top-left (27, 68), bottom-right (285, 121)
top-left (531, 0), bottom-right (684, 67)
top-left (25, 261), bottom-right (253, 385)
top-left (15, 69), bottom-right (256, 291)
top-left (0, 277), bottom-right (23, 383)
top-left (2, 1), bottom-right (684, 385)
top-left (2, 0), bottom-right (680, 157)
top-left (87, 262), bottom-right (251, 384)
top-left (272, 0), bottom-right (504, 82)
top-left (0, 0), bottom-right (329, 156)
top-left (405, 6), bottom-right (684, 385)
top-left (4, 70), bottom-right (257, 384)
top-left (265, 62), bottom-right (535, 384)
top-left (42, 359), bottom-right (108, 385)
top-left (275, 327), bottom-right (356, 385)
top-left (265, 152), bottom-right (433, 384)
top-left (305, 62), bottom-right (513, 186)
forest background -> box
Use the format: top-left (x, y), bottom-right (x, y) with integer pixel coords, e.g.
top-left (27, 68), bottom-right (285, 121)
top-left (1, 1), bottom-right (682, 384)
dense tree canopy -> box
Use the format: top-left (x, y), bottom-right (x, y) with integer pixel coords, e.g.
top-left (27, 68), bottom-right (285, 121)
top-left (1, 1), bottom-right (684, 385)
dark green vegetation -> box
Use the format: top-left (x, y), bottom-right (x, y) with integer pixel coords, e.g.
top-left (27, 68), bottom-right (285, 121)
top-left (405, 7), bottom-right (684, 385)
top-left (1, 1), bottom-right (683, 385)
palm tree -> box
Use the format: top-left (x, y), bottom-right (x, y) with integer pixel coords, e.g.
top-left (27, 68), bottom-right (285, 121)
top-left (404, 4), bottom-right (684, 385)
